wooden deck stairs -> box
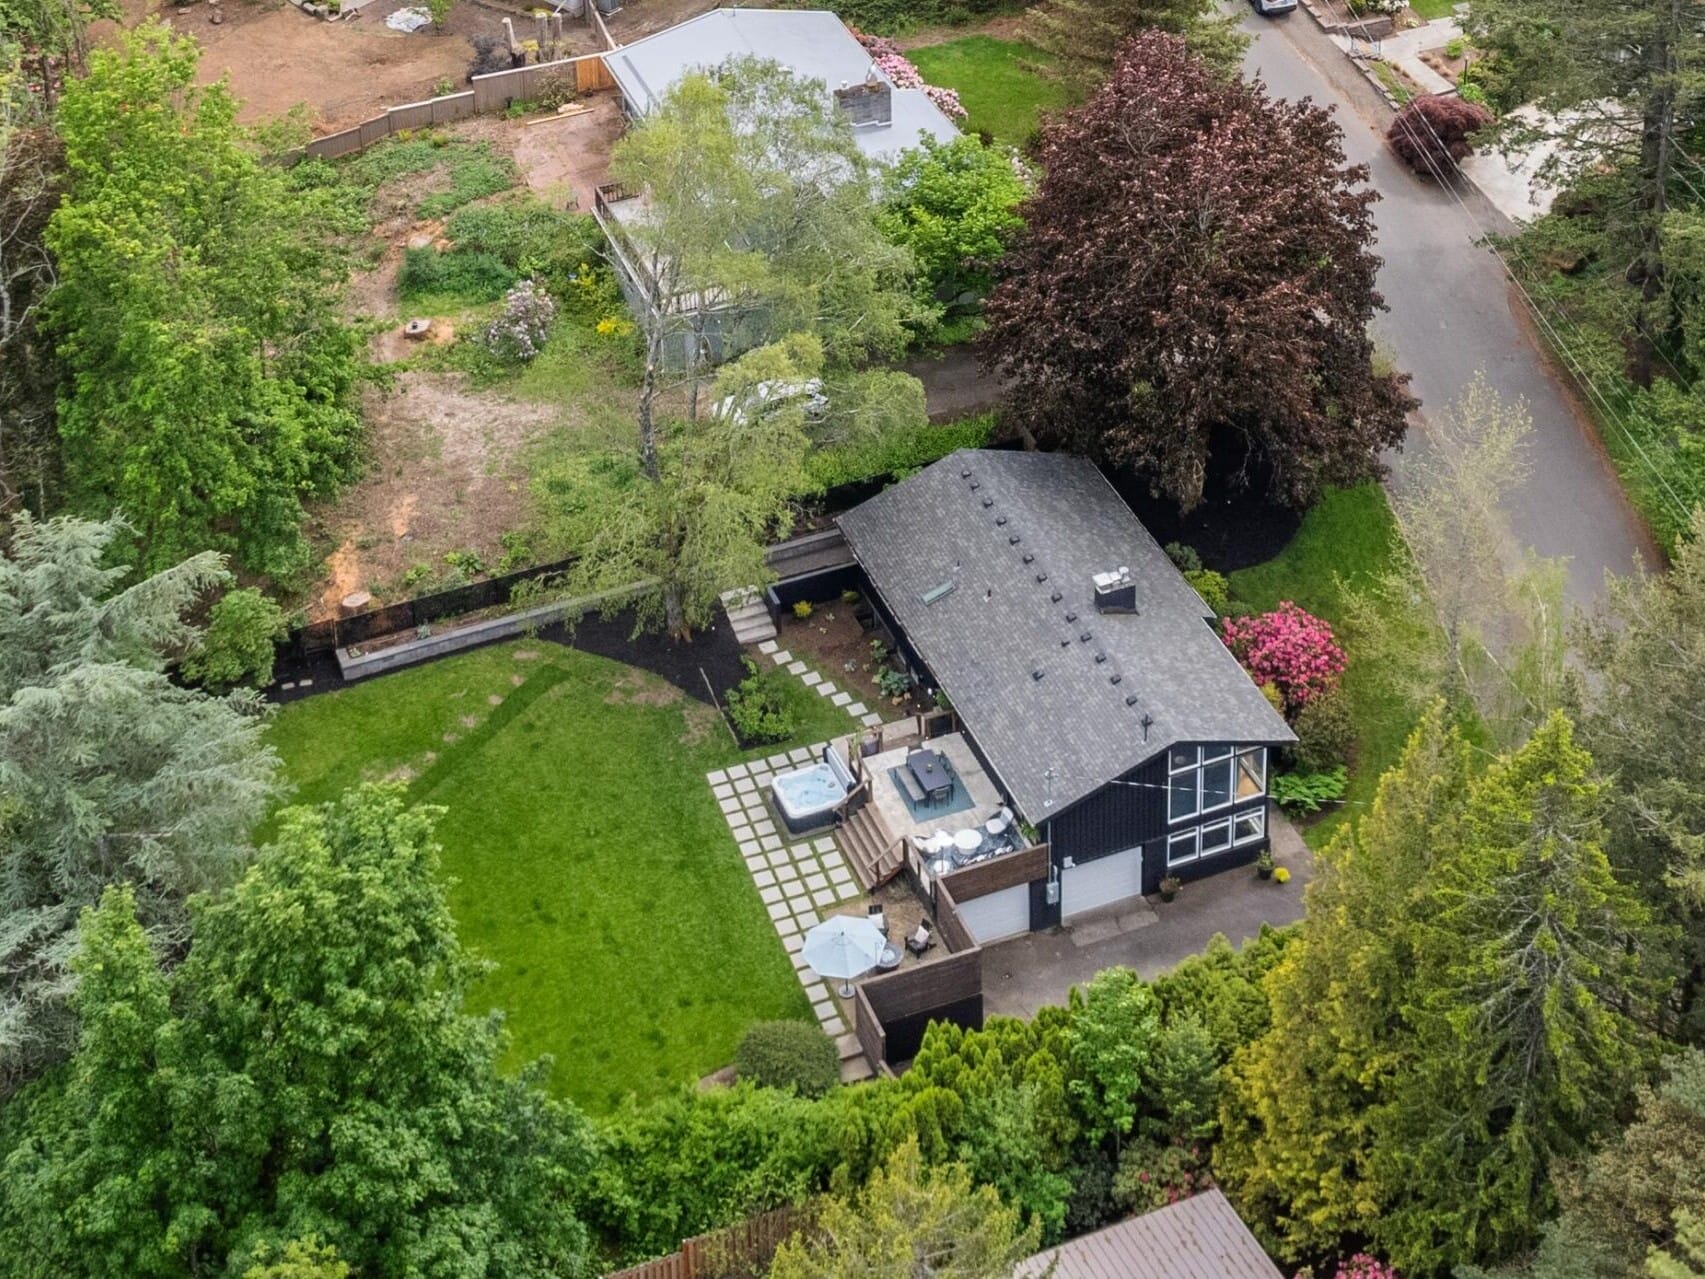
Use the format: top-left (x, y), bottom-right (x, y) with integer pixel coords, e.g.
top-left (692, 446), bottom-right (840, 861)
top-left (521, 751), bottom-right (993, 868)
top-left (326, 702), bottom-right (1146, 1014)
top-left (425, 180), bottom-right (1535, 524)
top-left (837, 804), bottom-right (904, 891)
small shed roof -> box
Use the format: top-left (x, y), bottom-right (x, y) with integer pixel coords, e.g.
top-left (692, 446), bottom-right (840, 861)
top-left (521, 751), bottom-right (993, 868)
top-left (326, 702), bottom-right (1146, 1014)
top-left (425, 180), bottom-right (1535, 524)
top-left (604, 8), bottom-right (958, 163)
top-left (1017, 1190), bottom-right (1285, 1279)
top-left (836, 451), bottom-right (1294, 820)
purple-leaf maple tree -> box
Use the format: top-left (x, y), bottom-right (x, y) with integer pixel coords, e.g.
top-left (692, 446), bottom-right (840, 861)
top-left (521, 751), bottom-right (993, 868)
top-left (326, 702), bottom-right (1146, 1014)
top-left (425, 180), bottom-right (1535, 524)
top-left (981, 32), bottom-right (1415, 510)
top-left (1387, 93), bottom-right (1494, 178)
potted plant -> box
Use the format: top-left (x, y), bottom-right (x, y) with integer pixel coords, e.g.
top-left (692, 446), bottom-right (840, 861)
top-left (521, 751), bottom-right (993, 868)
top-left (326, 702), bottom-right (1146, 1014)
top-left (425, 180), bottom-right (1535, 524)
top-left (859, 732), bottom-right (881, 758)
top-left (1158, 875), bottom-right (1182, 903)
top-left (1255, 849), bottom-right (1274, 880)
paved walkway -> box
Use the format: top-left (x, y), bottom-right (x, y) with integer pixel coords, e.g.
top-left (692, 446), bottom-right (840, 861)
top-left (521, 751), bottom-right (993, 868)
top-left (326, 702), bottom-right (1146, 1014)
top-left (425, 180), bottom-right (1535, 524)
top-left (702, 641), bottom-right (896, 1038)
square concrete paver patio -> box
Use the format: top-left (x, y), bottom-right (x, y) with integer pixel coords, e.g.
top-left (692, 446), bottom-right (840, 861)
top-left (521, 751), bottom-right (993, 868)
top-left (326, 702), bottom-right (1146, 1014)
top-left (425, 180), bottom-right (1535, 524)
top-left (979, 813), bottom-right (1315, 1019)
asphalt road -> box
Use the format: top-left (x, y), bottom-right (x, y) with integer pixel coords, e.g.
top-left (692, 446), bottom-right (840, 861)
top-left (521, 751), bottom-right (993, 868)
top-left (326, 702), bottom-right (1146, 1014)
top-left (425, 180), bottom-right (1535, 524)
top-left (1236, 6), bottom-right (1662, 603)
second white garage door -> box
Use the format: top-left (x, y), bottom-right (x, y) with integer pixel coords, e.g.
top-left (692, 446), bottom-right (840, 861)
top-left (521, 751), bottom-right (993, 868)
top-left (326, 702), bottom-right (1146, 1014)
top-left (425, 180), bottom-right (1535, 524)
top-left (1062, 847), bottom-right (1142, 919)
top-left (956, 883), bottom-right (1031, 944)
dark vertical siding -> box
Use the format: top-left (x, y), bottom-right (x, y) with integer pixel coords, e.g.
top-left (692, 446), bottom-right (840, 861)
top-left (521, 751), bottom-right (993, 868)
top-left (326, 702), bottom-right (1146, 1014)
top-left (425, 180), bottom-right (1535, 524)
top-left (1046, 754), bottom-right (1169, 869)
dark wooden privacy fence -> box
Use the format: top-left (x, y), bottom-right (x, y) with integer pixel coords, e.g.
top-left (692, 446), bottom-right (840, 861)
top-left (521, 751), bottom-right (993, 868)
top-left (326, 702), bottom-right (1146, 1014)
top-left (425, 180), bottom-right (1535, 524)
top-left (288, 556), bottom-right (578, 657)
top-left (854, 946), bottom-right (983, 1069)
top-left (605, 1204), bottom-right (811, 1279)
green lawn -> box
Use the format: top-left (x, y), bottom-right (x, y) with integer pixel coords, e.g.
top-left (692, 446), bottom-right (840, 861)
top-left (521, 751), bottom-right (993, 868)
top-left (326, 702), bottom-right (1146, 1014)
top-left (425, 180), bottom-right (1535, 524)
top-left (265, 642), bottom-right (855, 1112)
top-left (1406, 0), bottom-right (1460, 18)
top-left (1229, 484), bottom-right (1430, 851)
top-left (910, 36), bottom-right (1069, 146)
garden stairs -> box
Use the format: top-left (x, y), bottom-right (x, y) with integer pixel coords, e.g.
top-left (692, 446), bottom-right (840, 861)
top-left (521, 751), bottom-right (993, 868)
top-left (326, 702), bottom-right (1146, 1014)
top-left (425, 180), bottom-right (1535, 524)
top-left (838, 1033), bottom-right (874, 1084)
top-left (720, 587), bottom-right (776, 645)
top-left (837, 804), bottom-right (904, 892)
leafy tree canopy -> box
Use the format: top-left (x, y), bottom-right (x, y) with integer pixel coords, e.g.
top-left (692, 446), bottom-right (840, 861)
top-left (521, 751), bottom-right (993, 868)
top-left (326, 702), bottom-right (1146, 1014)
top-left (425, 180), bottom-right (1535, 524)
top-left (1024, 0), bottom-right (1247, 90)
top-left (983, 32), bottom-right (1413, 511)
top-left (0, 786), bottom-right (596, 1279)
top-left (47, 24), bottom-right (364, 579)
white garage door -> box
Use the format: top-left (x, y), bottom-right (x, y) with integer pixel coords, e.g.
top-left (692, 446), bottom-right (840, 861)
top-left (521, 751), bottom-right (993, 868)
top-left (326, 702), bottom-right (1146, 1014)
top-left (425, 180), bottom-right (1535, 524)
top-left (956, 883), bottom-right (1031, 944)
top-left (1063, 847), bottom-right (1142, 919)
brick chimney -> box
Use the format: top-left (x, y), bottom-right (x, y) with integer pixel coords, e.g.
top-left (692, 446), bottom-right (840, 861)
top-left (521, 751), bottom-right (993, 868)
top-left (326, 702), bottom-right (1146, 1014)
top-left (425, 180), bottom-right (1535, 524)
top-left (834, 69), bottom-right (892, 126)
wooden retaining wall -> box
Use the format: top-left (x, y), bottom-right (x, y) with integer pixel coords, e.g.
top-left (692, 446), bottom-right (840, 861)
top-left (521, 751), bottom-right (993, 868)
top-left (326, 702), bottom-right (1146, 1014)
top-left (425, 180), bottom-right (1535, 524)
top-left (295, 50), bottom-right (615, 163)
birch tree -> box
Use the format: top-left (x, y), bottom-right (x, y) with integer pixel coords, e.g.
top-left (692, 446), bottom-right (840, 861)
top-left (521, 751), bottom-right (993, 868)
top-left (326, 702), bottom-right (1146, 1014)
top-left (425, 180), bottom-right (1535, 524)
top-left (0, 512), bottom-right (279, 1091)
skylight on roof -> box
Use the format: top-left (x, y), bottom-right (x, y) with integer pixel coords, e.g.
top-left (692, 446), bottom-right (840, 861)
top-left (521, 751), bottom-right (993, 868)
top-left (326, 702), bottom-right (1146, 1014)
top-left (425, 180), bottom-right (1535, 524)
top-left (921, 581), bottom-right (956, 605)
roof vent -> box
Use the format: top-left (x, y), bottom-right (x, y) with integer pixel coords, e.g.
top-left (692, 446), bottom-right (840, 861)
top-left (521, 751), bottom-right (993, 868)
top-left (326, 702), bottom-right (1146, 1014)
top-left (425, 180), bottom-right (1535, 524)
top-left (1035, 572), bottom-right (1048, 583)
top-left (1065, 611), bottom-right (1077, 623)
top-left (981, 496), bottom-right (994, 508)
top-left (1094, 651), bottom-right (1107, 664)
top-left (1008, 534), bottom-right (1021, 545)
top-left (1022, 552), bottom-right (1034, 564)
top-left (1125, 693), bottom-right (1140, 707)
top-left (1092, 566), bottom-right (1137, 615)
top-left (1059, 636), bottom-right (1071, 648)
top-left (961, 468), bottom-right (972, 478)
top-left (1079, 631), bottom-right (1092, 643)
top-left (1031, 668), bottom-right (1045, 681)
top-left (995, 515), bottom-right (1008, 527)
top-left (1050, 591), bottom-right (1063, 603)
top-left (970, 480), bottom-right (980, 491)
top-left (1109, 672), bottom-right (1123, 685)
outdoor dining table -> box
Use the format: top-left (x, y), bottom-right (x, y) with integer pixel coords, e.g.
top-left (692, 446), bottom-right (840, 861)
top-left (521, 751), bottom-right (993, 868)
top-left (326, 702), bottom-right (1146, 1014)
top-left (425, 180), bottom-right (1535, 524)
top-left (907, 748), bottom-right (953, 805)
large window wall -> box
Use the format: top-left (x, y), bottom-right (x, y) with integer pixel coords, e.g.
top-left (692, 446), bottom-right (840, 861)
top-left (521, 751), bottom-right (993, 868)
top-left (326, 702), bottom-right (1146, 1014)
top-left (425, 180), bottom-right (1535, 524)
top-left (1166, 745), bottom-right (1268, 870)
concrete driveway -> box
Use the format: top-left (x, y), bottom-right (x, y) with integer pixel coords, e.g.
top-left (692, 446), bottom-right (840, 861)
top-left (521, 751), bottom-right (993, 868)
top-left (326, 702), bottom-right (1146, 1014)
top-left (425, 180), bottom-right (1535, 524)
top-left (981, 814), bottom-right (1313, 1018)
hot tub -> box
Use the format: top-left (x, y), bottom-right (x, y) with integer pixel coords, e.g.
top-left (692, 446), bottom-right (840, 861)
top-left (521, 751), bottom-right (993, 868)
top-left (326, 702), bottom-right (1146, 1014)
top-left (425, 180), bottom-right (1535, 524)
top-left (770, 746), bottom-right (855, 835)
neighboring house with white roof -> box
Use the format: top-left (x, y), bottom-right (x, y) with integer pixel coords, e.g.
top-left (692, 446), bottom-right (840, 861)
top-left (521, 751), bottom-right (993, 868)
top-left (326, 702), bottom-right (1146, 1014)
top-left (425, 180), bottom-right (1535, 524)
top-left (604, 7), bottom-right (959, 165)
top-left (592, 8), bottom-right (959, 367)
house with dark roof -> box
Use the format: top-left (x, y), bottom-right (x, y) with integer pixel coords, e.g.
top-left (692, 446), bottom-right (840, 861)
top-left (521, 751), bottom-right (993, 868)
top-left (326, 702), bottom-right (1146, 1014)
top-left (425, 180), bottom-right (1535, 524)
top-left (823, 449), bottom-right (1294, 939)
top-left (1016, 1189), bottom-right (1284, 1279)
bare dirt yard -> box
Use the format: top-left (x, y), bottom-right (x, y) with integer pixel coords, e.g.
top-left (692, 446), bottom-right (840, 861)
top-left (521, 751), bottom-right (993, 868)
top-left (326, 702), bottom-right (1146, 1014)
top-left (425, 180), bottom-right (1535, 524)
top-left (111, 0), bottom-right (729, 133)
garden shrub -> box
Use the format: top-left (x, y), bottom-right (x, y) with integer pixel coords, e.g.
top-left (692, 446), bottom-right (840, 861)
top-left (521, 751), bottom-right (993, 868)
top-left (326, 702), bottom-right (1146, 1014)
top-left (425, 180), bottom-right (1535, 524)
top-left (1112, 1136), bottom-right (1213, 1212)
top-left (398, 246), bottom-right (516, 304)
top-left (1291, 687), bottom-right (1356, 773)
top-left (1222, 602), bottom-right (1346, 716)
top-left (735, 1020), bottom-right (839, 1098)
top-left (445, 200), bottom-right (603, 289)
top-left (1183, 568), bottom-right (1229, 616)
top-left (1387, 94), bottom-right (1494, 178)
top-left (1164, 542), bottom-right (1203, 574)
top-left (1271, 766), bottom-right (1349, 815)
top-left (480, 279), bottom-right (557, 363)
top-left (725, 661), bottom-right (799, 745)
top-left (181, 588), bottom-right (288, 691)
top-left (1152, 927), bottom-right (1296, 1063)
top-left (805, 413), bottom-right (996, 490)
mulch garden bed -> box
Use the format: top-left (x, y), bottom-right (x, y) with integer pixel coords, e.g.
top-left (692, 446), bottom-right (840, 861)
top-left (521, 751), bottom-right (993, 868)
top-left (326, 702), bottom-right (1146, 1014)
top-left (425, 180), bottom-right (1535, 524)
top-left (776, 604), bottom-right (931, 718)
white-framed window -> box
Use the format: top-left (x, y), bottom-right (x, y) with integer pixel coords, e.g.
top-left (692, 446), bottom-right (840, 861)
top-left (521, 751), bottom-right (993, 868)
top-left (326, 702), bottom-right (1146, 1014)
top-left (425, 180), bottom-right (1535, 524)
top-left (1202, 753), bottom-right (1234, 812)
top-left (1169, 766), bottom-right (1198, 822)
top-left (1167, 827), bottom-right (1199, 868)
top-left (1200, 818), bottom-right (1233, 855)
top-left (1236, 748), bottom-right (1267, 802)
top-left (1169, 746), bottom-right (1198, 773)
top-left (1234, 807), bottom-right (1266, 846)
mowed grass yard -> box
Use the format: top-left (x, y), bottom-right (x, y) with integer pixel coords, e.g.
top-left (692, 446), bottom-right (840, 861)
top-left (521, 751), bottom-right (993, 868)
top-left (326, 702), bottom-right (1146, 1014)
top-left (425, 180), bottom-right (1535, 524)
top-left (266, 642), bottom-right (855, 1112)
top-left (910, 36), bottom-right (1069, 145)
top-left (1230, 484), bottom-right (1436, 851)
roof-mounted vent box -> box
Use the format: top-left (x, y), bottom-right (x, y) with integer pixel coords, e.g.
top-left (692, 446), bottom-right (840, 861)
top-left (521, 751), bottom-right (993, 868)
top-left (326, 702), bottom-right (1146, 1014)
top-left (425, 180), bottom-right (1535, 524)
top-left (1092, 566), bottom-right (1137, 614)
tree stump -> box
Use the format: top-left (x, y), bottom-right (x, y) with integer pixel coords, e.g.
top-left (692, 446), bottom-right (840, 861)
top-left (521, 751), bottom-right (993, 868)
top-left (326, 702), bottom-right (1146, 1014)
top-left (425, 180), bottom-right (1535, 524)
top-left (340, 591), bottom-right (373, 616)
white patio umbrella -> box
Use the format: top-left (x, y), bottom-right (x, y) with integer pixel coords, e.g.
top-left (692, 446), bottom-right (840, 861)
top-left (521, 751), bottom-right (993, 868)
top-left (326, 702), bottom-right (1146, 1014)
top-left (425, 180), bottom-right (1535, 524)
top-left (801, 914), bottom-right (886, 997)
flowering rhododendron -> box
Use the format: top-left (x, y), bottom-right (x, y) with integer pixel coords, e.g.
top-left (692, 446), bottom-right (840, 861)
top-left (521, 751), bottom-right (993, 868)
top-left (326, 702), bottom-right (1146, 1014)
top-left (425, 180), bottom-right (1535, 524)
top-left (480, 278), bottom-right (556, 363)
top-left (1295, 1255), bottom-right (1400, 1279)
top-left (1221, 602), bottom-right (1345, 715)
top-left (851, 31), bottom-right (969, 121)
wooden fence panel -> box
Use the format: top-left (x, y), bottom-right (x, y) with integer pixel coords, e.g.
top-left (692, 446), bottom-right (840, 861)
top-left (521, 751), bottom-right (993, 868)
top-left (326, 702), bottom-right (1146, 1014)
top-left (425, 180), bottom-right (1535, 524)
top-left (387, 99), bottom-right (436, 132)
top-left (938, 843), bottom-right (1048, 903)
top-left (577, 53), bottom-right (617, 92)
top-left (470, 65), bottom-right (526, 112)
top-left (430, 90), bottom-right (477, 124)
top-left (304, 127), bottom-right (363, 160)
top-left (603, 1204), bottom-right (808, 1279)
top-left (356, 114), bottom-right (392, 149)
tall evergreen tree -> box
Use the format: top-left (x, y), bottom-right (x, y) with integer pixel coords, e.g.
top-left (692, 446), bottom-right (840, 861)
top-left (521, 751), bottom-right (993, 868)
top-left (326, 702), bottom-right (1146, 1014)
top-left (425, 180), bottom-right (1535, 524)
top-left (0, 511), bottom-right (279, 1090)
top-left (0, 785), bottom-right (595, 1279)
top-left (1574, 507), bottom-right (1705, 1041)
top-left (1218, 706), bottom-right (1474, 1259)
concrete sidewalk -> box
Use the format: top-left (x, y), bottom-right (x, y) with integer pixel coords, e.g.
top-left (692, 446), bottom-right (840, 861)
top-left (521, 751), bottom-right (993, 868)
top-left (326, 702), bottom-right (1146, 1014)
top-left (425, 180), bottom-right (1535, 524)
top-left (981, 813), bottom-right (1313, 1018)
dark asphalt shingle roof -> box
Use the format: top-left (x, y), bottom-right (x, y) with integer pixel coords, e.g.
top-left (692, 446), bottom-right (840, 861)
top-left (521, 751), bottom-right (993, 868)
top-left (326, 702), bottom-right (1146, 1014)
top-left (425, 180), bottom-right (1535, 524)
top-left (1017, 1190), bottom-right (1285, 1279)
top-left (836, 450), bottom-right (1294, 819)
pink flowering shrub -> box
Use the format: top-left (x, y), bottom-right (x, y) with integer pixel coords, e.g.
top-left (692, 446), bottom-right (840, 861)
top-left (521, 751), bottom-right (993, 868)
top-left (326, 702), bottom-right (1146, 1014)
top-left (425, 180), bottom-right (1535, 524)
top-left (1221, 602), bottom-right (1346, 716)
top-left (480, 278), bottom-right (556, 363)
top-left (1112, 1137), bottom-right (1213, 1213)
top-left (1294, 1256), bottom-right (1400, 1279)
top-left (852, 31), bottom-right (970, 122)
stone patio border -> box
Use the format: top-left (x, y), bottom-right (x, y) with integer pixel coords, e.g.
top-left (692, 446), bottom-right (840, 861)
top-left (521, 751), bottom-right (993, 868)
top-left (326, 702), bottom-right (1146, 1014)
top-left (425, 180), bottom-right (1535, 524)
top-left (755, 639), bottom-right (882, 729)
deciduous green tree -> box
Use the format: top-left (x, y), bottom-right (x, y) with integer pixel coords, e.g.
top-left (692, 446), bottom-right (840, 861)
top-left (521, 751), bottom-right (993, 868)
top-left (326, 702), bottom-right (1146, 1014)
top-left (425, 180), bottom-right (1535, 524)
top-left (878, 134), bottom-right (1028, 315)
top-left (0, 785), bottom-right (596, 1279)
top-left (1024, 0), bottom-right (1246, 89)
top-left (1064, 966), bottom-right (1158, 1146)
top-left (766, 1140), bottom-right (1039, 1279)
top-left (0, 512), bottom-right (279, 1090)
top-left (48, 24), bottom-right (364, 578)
